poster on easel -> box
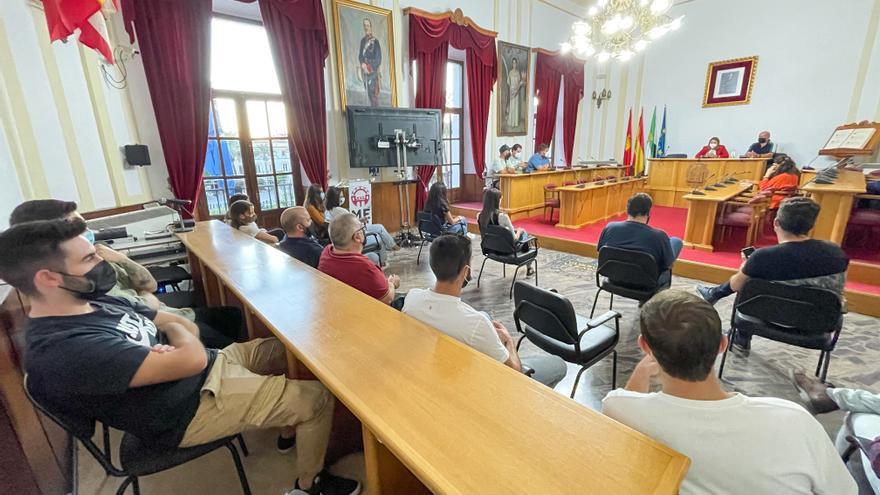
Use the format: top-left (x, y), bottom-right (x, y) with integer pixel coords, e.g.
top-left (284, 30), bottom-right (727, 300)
top-left (819, 122), bottom-right (880, 156)
top-left (348, 180), bottom-right (373, 224)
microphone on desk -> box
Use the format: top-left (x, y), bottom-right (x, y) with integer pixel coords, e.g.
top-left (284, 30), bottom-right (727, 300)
top-left (702, 173), bottom-right (718, 190)
top-left (158, 197), bottom-right (193, 208)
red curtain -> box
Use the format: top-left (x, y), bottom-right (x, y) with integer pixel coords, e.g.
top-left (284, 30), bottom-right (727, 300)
top-left (257, 0), bottom-right (330, 191)
top-left (562, 61), bottom-right (584, 166)
top-left (533, 52), bottom-right (563, 155)
top-left (121, 0), bottom-right (212, 217)
top-left (409, 13), bottom-right (496, 210)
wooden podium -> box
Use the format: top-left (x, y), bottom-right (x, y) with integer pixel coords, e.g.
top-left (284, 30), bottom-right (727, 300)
top-left (646, 158), bottom-right (766, 208)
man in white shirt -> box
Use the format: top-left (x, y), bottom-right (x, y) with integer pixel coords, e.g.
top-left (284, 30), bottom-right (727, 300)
top-left (402, 234), bottom-right (566, 387)
top-left (602, 289), bottom-right (856, 495)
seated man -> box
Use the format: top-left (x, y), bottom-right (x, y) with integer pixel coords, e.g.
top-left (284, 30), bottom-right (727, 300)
top-left (745, 130), bottom-right (776, 158)
top-left (403, 235), bottom-right (566, 387)
top-left (603, 290), bottom-right (856, 495)
top-left (278, 206), bottom-right (324, 268)
top-left (318, 212), bottom-right (404, 307)
top-left (9, 199), bottom-right (243, 349)
top-left (597, 192), bottom-right (682, 274)
top-left (487, 144), bottom-right (513, 188)
top-left (0, 219), bottom-right (359, 495)
top-left (508, 143), bottom-right (524, 171)
top-left (525, 143), bottom-right (552, 173)
top-left (697, 197), bottom-right (849, 350)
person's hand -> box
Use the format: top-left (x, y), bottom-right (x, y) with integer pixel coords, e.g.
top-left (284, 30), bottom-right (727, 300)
top-left (94, 243), bottom-right (127, 263)
top-left (745, 151), bottom-right (757, 158)
top-left (492, 321), bottom-right (512, 345)
top-left (388, 274), bottom-right (401, 289)
top-left (150, 344), bottom-right (176, 354)
top-left (633, 354), bottom-right (661, 378)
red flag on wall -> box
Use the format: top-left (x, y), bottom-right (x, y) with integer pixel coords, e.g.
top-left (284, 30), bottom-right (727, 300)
top-left (622, 108), bottom-right (633, 175)
top-left (41, 0), bottom-right (116, 63)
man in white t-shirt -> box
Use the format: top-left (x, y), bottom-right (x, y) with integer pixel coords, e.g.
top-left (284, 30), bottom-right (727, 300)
top-left (402, 234), bottom-right (566, 387)
top-left (602, 289), bottom-right (856, 495)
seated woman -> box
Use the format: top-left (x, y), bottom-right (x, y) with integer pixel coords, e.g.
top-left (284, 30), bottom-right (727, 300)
top-left (324, 186), bottom-right (399, 266)
top-left (695, 137), bottom-right (730, 158)
top-left (425, 182), bottom-right (469, 235)
top-left (227, 199), bottom-right (279, 244)
top-left (759, 156), bottom-right (800, 209)
top-left (223, 193), bottom-right (250, 225)
top-left (304, 184), bottom-right (329, 241)
top-left (477, 187), bottom-right (534, 275)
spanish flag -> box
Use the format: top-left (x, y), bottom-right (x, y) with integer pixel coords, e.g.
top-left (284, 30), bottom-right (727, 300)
top-left (41, 0), bottom-right (117, 63)
top-left (634, 108), bottom-right (645, 176)
top-left (622, 109), bottom-right (633, 176)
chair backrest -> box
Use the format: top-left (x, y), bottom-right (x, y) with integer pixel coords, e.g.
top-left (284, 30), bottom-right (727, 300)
top-left (596, 246), bottom-right (661, 290)
top-left (479, 224), bottom-right (517, 255)
top-left (664, 153), bottom-right (688, 158)
top-left (735, 279), bottom-right (842, 334)
top-left (544, 183), bottom-right (557, 191)
top-left (417, 211), bottom-right (444, 237)
top-left (563, 181), bottom-right (576, 186)
top-left (513, 282), bottom-right (578, 345)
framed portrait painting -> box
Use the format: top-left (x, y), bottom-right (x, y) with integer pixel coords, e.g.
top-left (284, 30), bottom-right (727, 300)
top-left (497, 41), bottom-right (530, 136)
top-left (702, 56), bottom-right (758, 108)
top-left (331, 0), bottom-right (398, 109)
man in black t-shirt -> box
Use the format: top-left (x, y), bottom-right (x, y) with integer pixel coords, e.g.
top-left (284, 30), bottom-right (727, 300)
top-left (598, 193), bottom-right (683, 275)
top-left (745, 130), bottom-right (775, 158)
top-left (0, 219), bottom-right (359, 495)
top-left (697, 197), bottom-right (849, 350)
top-left (278, 206), bottom-right (324, 268)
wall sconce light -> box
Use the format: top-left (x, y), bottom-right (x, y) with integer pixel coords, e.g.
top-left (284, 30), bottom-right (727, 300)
top-left (592, 88), bottom-right (612, 108)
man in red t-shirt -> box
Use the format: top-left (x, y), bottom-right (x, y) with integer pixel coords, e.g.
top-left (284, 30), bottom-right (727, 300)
top-left (318, 212), bottom-right (402, 305)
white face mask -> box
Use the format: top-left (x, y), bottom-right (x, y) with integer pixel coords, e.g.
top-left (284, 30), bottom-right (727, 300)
top-left (709, 142), bottom-right (718, 149)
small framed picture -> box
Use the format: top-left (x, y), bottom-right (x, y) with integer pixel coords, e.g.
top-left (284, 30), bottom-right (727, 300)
top-left (703, 56), bottom-right (758, 108)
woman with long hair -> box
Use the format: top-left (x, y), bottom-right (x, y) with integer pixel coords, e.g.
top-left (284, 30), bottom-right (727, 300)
top-left (759, 156), bottom-right (800, 209)
top-left (478, 187), bottom-right (533, 273)
top-left (324, 186), bottom-right (399, 266)
top-left (695, 136), bottom-right (730, 158)
top-left (303, 184), bottom-right (329, 241)
top-left (227, 199), bottom-right (279, 244)
top-left (424, 182), bottom-right (468, 235)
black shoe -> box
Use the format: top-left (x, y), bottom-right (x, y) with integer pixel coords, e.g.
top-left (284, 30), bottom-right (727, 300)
top-left (696, 285), bottom-right (720, 306)
top-left (286, 471), bottom-right (361, 495)
top-left (276, 434), bottom-right (296, 453)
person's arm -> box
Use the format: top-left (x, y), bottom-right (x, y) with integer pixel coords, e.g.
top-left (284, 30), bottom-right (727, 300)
top-left (657, 233), bottom-right (675, 271)
top-left (492, 321), bottom-right (522, 372)
top-left (717, 146), bottom-right (730, 158)
top-left (138, 292), bottom-right (162, 311)
top-left (153, 310), bottom-right (200, 338)
top-left (729, 269), bottom-right (749, 292)
top-left (379, 274), bottom-right (399, 305)
top-left (695, 147), bottom-right (706, 158)
top-left (129, 322), bottom-right (208, 387)
top-left (255, 230), bottom-right (279, 244)
top-left (96, 245), bottom-right (158, 293)
top-left (624, 354), bottom-right (659, 392)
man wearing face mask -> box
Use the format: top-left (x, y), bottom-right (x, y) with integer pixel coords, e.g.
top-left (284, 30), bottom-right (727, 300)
top-left (508, 143), bottom-right (524, 171)
top-left (402, 234), bottom-right (566, 387)
top-left (318, 212), bottom-right (405, 308)
top-left (486, 144), bottom-right (513, 188)
top-left (278, 206), bottom-right (324, 268)
top-left (0, 218), bottom-right (362, 495)
top-left (525, 143), bottom-right (553, 172)
top-left (745, 130), bottom-right (775, 159)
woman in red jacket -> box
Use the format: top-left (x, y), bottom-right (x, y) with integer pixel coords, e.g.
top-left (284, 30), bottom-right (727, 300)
top-left (759, 156), bottom-right (800, 209)
top-left (695, 136), bottom-right (730, 158)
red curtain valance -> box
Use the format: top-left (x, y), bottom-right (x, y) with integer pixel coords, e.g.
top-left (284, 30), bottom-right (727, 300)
top-left (234, 0), bottom-right (326, 31)
top-left (408, 13), bottom-right (496, 69)
top-left (534, 50), bottom-right (585, 165)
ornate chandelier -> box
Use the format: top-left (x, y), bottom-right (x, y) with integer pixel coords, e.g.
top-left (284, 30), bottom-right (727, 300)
top-left (561, 0), bottom-right (684, 63)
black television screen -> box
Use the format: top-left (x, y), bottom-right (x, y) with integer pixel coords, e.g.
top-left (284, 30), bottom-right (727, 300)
top-left (345, 106), bottom-right (441, 168)
top-left (124, 144), bottom-right (151, 166)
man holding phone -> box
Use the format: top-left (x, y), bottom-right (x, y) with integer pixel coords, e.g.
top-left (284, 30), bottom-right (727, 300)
top-left (696, 197), bottom-right (849, 351)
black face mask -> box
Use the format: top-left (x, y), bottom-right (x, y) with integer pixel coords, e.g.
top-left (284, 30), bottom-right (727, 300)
top-left (758, 137), bottom-right (768, 144)
top-left (59, 260), bottom-right (117, 300)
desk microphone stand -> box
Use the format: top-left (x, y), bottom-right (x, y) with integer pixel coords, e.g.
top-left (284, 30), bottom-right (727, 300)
top-left (170, 204), bottom-right (194, 233)
top-left (393, 130), bottom-right (418, 247)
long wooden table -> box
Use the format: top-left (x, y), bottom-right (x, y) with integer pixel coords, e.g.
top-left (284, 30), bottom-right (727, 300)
top-left (647, 158), bottom-right (766, 208)
top-left (682, 181), bottom-right (755, 251)
top-left (498, 166), bottom-right (625, 220)
top-left (802, 169), bottom-right (867, 244)
top-left (556, 177), bottom-right (647, 229)
top-left (177, 221), bottom-right (689, 494)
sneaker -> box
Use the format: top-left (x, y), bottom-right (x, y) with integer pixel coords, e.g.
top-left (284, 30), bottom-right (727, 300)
top-left (696, 285), bottom-right (720, 306)
top-left (466, 232), bottom-right (476, 240)
top-left (276, 434), bottom-right (296, 454)
top-left (790, 370), bottom-right (839, 415)
top-left (285, 471), bottom-right (361, 495)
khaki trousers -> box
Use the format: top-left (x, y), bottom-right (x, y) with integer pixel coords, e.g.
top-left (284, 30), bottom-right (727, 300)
top-left (180, 338), bottom-right (333, 483)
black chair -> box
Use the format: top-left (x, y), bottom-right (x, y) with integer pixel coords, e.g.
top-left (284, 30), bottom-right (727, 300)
top-left (416, 211), bottom-right (445, 265)
top-left (717, 279), bottom-right (844, 382)
top-left (589, 247), bottom-right (671, 318)
top-left (477, 224), bottom-right (539, 299)
top-left (513, 282), bottom-right (620, 397)
top-left (24, 376), bottom-right (252, 495)
top-left (147, 265), bottom-right (191, 292)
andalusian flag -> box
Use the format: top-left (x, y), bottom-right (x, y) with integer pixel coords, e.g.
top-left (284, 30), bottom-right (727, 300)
top-left (634, 109), bottom-right (646, 176)
top-left (647, 106), bottom-right (657, 159)
top-left (41, 0), bottom-right (117, 63)
top-left (657, 106), bottom-right (668, 157)
top-left (622, 109), bottom-right (633, 175)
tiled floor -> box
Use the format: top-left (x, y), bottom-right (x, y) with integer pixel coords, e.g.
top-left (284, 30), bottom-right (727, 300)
top-left (76, 239), bottom-right (879, 494)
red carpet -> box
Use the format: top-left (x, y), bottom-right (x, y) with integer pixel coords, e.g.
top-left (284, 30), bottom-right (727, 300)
top-left (455, 203), bottom-right (880, 295)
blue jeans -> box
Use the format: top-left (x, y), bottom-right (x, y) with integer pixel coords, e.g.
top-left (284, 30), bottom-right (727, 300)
top-left (670, 236), bottom-right (683, 260)
top-left (445, 218), bottom-right (468, 235)
top-left (364, 223), bottom-right (397, 265)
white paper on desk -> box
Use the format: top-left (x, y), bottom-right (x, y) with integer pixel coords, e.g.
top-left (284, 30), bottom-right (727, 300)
top-left (822, 129), bottom-right (853, 150)
top-left (840, 128), bottom-right (875, 149)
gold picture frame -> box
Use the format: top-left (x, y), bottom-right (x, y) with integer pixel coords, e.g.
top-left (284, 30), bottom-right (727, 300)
top-left (496, 41), bottom-right (531, 136)
top-left (331, 0), bottom-right (398, 109)
top-left (702, 56), bottom-right (758, 108)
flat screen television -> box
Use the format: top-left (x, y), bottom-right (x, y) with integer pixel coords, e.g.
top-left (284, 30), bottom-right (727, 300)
top-left (345, 106), bottom-right (441, 168)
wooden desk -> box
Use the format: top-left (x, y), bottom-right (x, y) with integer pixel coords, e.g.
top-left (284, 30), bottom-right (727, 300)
top-left (647, 158), bottom-right (765, 208)
top-left (556, 177), bottom-right (647, 229)
top-left (498, 167), bottom-right (625, 220)
top-left (682, 181), bottom-right (755, 251)
top-left (802, 170), bottom-right (866, 244)
top-left (177, 221), bottom-right (689, 495)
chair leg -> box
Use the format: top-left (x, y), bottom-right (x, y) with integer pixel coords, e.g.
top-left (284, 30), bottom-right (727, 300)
top-left (515, 334), bottom-right (526, 352)
top-left (225, 442), bottom-right (253, 495)
top-left (534, 259), bottom-right (538, 286)
top-left (509, 265), bottom-right (522, 299)
top-left (132, 478), bottom-right (140, 495)
top-left (609, 293), bottom-right (614, 311)
top-left (717, 328), bottom-right (736, 379)
top-left (815, 351), bottom-right (825, 377)
top-left (611, 350), bottom-right (618, 389)
top-left (819, 351), bottom-right (831, 383)
top-left (503, 264), bottom-right (506, 278)
top-left (236, 434), bottom-right (249, 457)
top-left (116, 477), bottom-right (135, 495)
top-left (570, 366), bottom-right (589, 399)
top-left (589, 288), bottom-right (603, 318)
top-left (416, 240), bottom-right (424, 265)
top-left (70, 434), bottom-right (78, 495)
top-left (477, 257), bottom-right (489, 288)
